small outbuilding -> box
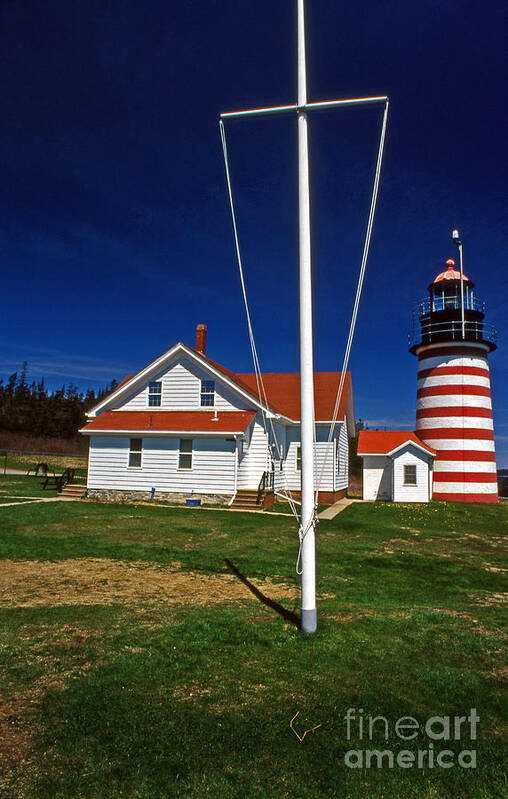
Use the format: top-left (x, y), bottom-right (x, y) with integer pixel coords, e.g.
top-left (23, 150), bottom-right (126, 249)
top-left (357, 431), bottom-right (436, 503)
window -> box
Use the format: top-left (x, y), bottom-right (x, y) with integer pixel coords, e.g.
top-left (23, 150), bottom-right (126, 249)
top-left (200, 379), bottom-right (215, 406)
top-left (148, 381), bottom-right (162, 407)
top-left (179, 439), bottom-right (192, 469)
top-left (279, 443), bottom-right (285, 471)
top-left (404, 464), bottom-right (417, 485)
top-left (296, 446), bottom-right (301, 471)
top-left (129, 438), bottom-right (142, 468)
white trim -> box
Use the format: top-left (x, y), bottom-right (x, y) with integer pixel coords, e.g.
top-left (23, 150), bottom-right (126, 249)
top-left (359, 440), bottom-right (435, 458)
top-left (80, 428), bottom-right (250, 436)
top-left (86, 341), bottom-right (351, 425)
top-left (87, 342), bottom-right (277, 419)
top-left (228, 436), bottom-right (240, 506)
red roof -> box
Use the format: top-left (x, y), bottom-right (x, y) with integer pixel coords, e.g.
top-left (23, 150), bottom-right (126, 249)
top-left (81, 410), bottom-right (256, 434)
top-left (94, 346), bottom-right (352, 423)
top-left (431, 258), bottom-right (471, 286)
top-left (194, 351), bottom-right (351, 421)
top-left (235, 371), bottom-right (351, 421)
top-left (357, 430), bottom-right (436, 456)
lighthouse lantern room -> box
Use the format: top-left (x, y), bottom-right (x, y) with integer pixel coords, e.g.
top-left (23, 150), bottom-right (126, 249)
top-left (409, 254), bottom-right (499, 503)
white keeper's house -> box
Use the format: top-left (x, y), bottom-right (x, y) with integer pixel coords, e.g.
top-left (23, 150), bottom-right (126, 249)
top-left (80, 324), bottom-right (355, 509)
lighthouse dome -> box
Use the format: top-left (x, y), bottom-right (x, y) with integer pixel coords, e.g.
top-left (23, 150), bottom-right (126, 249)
top-left (430, 258), bottom-right (472, 288)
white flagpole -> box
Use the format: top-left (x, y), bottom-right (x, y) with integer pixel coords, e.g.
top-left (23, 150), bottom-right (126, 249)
top-left (297, 0), bottom-right (317, 634)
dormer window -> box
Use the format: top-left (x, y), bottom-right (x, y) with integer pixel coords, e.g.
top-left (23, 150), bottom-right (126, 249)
top-left (200, 379), bottom-right (215, 407)
top-left (148, 381), bottom-right (162, 407)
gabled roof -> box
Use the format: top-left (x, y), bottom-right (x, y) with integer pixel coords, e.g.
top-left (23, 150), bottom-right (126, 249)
top-left (86, 342), bottom-right (268, 419)
top-left (87, 341), bottom-right (353, 425)
top-left (80, 410), bottom-right (256, 435)
top-left (357, 430), bottom-right (436, 457)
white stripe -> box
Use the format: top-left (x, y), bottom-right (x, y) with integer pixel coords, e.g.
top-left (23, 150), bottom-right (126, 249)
top-left (433, 481), bottom-right (498, 494)
top-left (418, 354), bottom-right (489, 372)
top-left (421, 438), bottom-right (496, 452)
top-left (435, 461), bottom-right (497, 473)
top-left (417, 374), bottom-right (491, 390)
top-left (417, 395), bottom-right (492, 410)
top-left (417, 417), bottom-right (494, 430)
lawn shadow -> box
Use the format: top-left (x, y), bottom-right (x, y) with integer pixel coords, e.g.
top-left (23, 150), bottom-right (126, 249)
top-left (224, 558), bottom-right (300, 629)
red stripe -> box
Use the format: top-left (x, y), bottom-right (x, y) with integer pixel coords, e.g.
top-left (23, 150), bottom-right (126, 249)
top-left (433, 450), bottom-right (497, 462)
top-left (419, 428), bottom-right (494, 440)
top-left (418, 366), bottom-right (489, 379)
top-left (433, 492), bottom-right (498, 503)
top-left (434, 472), bottom-right (498, 483)
top-left (418, 346), bottom-right (488, 360)
top-left (416, 406), bottom-right (493, 419)
top-left (417, 385), bottom-right (491, 398)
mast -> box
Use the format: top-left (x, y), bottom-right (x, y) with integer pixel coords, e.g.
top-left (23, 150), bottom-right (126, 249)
top-left (297, 0), bottom-right (317, 634)
top-left (219, 0), bottom-right (388, 635)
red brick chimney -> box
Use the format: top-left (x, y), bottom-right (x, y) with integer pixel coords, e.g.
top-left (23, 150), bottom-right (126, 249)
top-left (195, 323), bottom-right (207, 355)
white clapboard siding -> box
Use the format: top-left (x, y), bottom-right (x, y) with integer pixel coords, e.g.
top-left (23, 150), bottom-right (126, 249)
top-left (119, 355), bottom-right (253, 412)
top-left (284, 427), bottom-right (302, 492)
top-left (87, 435), bottom-right (236, 495)
top-left (271, 421), bottom-right (287, 492)
top-left (363, 456), bottom-right (392, 501)
top-left (237, 414), bottom-right (269, 489)
top-left (314, 427), bottom-right (335, 493)
top-left (281, 422), bottom-right (347, 492)
top-left (336, 421), bottom-right (349, 491)
top-left (392, 446), bottom-right (432, 503)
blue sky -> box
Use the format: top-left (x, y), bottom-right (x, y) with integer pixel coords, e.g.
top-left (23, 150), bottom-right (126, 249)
top-left (0, 0), bottom-right (506, 463)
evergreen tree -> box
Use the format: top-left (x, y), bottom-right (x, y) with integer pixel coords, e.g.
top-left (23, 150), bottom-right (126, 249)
top-left (0, 364), bottom-right (117, 441)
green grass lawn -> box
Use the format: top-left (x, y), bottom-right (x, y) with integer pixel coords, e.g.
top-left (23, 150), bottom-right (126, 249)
top-left (0, 475), bottom-right (58, 501)
top-left (0, 496), bottom-right (506, 798)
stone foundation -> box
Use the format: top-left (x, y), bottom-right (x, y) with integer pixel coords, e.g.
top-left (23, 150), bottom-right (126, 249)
top-left (86, 489), bottom-right (231, 506)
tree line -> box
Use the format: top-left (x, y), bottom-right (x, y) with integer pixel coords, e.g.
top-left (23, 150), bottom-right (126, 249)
top-left (0, 363), bottom-right (118, 440)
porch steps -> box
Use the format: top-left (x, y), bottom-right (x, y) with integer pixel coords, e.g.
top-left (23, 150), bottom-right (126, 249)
top-left (59, 484), bottom-right (87, 500)
top-left (230, 490), bottom-right (262, 510)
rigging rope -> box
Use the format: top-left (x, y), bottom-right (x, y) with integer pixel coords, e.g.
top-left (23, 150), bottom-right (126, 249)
top-left (219, 100), bottom-right (389, 559)
top-left (219, 120), bottom-right (301, 524)
top-left (314, 100), bottom-right (390, 500)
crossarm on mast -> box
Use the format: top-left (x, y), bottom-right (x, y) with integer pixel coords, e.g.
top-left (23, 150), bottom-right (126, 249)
top-left (220, 95), bottom-right (388, 120)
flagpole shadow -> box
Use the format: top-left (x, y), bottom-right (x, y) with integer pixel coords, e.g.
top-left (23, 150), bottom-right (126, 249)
top-left (224, 558), bottom-right (301, 629)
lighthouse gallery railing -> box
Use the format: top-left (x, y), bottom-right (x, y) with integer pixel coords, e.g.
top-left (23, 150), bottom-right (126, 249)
top-left (408, 319), bottom-right (498, 347)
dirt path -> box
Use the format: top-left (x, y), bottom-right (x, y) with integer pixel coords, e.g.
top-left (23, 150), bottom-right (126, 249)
top-left (0, 558), bottom-right (300, 608)
top-left (0, 497), bottom-right (76, 507)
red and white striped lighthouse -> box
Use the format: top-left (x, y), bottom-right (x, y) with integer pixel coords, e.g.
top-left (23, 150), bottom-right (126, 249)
top-left (409, 257), bottom-right (498, 503)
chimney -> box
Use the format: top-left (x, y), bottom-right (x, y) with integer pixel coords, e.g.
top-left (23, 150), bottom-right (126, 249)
top-left (195, 323), bottom-right (207, 355)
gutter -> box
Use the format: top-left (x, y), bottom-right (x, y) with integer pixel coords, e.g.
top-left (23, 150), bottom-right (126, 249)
top-left (79, 428), bottom-right (250, 436)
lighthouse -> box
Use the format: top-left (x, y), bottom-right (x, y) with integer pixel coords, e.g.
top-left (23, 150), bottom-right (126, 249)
top-left (409, 251), bottom-right (499, 503)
